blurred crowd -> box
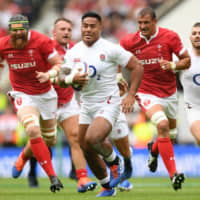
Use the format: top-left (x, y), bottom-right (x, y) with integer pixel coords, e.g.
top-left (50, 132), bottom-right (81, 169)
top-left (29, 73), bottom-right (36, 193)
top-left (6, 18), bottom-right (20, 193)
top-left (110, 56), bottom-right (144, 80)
top-left (58, 0), bottom-right (168, 42)
top-left (0, 0), bottom-right (46, 37)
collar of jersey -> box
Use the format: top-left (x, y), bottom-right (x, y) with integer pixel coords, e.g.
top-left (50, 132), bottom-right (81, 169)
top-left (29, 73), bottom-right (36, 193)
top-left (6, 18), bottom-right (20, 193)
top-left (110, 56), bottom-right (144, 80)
top-left (140, 27), bottom-right (159, 44)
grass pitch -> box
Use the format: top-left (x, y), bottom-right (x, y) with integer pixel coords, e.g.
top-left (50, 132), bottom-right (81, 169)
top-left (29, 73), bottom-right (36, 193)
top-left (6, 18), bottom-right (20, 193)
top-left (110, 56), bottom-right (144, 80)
top-left (0, 177), bottom-right (200, 200)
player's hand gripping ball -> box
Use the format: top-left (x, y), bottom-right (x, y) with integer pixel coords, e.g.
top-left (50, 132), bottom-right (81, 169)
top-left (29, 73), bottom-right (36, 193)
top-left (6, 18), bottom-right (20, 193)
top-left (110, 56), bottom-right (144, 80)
top-left (72, 61), bottom-right (89, 90)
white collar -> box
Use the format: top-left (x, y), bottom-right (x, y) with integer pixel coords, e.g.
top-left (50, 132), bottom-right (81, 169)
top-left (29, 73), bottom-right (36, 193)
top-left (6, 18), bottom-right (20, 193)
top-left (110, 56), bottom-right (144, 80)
top-left (139, 27), bottom-right (159, 44)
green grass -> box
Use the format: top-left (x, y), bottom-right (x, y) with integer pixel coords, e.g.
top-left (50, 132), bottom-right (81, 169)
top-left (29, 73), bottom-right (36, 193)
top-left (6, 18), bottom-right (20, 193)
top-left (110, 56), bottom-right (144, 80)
top-left (0, 177), bottom-right (200, 200)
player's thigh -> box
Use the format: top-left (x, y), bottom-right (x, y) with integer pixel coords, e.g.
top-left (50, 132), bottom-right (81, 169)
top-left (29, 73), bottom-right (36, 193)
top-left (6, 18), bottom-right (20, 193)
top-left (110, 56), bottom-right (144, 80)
top-left (86, 117), bottom-right (112, 144)
top-left (190, 120), bottom-right (200, 140)
top-left (60, 115), bottom-right (79, 144)
top-left (18, 106), bottom-right (40, 122)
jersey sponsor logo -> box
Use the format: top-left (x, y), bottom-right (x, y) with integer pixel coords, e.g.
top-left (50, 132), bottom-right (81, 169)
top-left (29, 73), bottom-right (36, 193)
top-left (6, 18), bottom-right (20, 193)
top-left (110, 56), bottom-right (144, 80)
top-left (88, 65), bottom-right (96, 77)
top-left (140, 57), bottom-right (163, 65)
top-left (193, 74), bottom-right (200, 86)
top-left (10, 61), bottom-right (36, 69)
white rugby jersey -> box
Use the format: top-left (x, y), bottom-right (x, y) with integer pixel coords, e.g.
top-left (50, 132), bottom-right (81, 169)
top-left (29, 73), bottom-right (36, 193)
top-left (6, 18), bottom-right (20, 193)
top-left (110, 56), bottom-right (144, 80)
top-left (180, 48), bottom-right (200, 105)
top-left (62, 38), bottom-right (132, 103)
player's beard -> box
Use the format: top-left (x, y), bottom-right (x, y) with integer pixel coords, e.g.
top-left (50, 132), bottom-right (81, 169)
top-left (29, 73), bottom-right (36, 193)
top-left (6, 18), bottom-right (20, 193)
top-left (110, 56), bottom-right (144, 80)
top-left (10, 34), bottom-right (28, 49)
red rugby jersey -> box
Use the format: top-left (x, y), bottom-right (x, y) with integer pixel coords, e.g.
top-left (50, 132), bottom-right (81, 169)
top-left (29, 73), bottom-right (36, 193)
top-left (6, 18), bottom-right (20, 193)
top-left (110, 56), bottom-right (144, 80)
top-left (0, 30), bottom-right (56, 95)
top-left (52, 40), bottom-right (74, 104)
top-left (120, 27), bottom-right (185, 97)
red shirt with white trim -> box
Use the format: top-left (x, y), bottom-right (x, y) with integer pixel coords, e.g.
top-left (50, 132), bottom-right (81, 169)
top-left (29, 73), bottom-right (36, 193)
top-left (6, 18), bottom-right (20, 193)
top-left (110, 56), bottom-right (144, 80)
top-left (120, 27), bottom-right (185, 97)
top-left (0, 30), bottom-right (56, 95)
top-left (52, 40), bottom-right (74, 104)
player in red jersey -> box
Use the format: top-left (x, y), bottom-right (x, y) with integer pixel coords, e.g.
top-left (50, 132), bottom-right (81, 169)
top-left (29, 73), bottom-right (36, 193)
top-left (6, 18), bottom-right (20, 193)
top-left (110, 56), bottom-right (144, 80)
top-left (0, 14), bottom-right (63, 192)
top-left (27, 17), bottom-right (97, 192)
top-left (120, 7), bottom-right (191, 190)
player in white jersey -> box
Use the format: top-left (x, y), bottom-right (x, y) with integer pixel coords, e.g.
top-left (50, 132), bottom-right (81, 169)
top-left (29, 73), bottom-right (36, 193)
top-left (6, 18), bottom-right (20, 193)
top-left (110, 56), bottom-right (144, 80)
top-left (59, 12), bottom-right (143, 197)
top-left (180, 22), bottom-right (200, 145)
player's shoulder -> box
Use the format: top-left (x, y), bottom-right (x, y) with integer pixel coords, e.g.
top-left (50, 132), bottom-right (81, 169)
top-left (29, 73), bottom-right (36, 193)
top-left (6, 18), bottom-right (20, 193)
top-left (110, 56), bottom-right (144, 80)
top-left (98, 38), bottom-right (125, 52)
top-left (0, 35), bottom-right (10, 47)
top-left (30, 30), bottom-right (52, 42)
top-left (120, 31), bottom-right (139, 48)
top-left (159, 27), bottom-right (179, 38)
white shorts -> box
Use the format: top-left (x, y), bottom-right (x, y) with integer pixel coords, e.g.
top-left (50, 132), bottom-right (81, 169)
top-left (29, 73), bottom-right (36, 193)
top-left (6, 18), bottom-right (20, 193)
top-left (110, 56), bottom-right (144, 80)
top-left (8, 86), bottom-right (57, 120)
top-left (79, 96), bottom-right (120, 127)
top-left (109, 111), bottom-right (129, 140)
top-left (184, 102), bottom-right (200, 127)
top-left (136, 92), bottom-right (178, 119)
top-left (57, 94), bottom-right (80, 123)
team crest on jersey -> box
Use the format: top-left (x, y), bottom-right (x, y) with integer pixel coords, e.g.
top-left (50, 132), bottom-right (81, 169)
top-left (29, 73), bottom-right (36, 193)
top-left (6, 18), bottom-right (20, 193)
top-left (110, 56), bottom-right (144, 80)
top-left (135, 49), bottom-right (141, 54)
top-left (29, 50), bottom-right (34, 57)
top-left (74, 58), bottom-right (81, 62)
top-left (117, 129), bottom-right (121, 134)
top-left (157, 44), bottom-right (162, 52)
top-left (100, 54), bottom-right (105, 61)
top-left (16, 97), bottom-right (22, 106)
top-left (143, 99), bottom-right (151, 107)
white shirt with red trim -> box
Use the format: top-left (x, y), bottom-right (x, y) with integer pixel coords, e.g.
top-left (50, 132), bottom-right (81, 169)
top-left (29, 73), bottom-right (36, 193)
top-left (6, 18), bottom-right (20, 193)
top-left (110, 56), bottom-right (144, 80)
top-left (62, 38), bottom-right (132, 103)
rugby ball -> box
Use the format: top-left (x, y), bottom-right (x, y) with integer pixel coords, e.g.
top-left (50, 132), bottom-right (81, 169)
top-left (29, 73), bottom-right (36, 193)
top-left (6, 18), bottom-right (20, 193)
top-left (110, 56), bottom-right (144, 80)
top-left (72, 61), bottom-right (88, 90)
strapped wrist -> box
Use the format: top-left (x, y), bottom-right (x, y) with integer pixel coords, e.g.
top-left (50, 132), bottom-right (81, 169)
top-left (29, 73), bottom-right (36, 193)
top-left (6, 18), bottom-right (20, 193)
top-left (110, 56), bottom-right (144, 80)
top-left (48, 69), bottom-right (57, 78)
top-left (117, 73), bottom-right (124, 83)
top-left (170, 62), bottom-right (176, 70)
top-left (64, 74), bottom-right (75, 85)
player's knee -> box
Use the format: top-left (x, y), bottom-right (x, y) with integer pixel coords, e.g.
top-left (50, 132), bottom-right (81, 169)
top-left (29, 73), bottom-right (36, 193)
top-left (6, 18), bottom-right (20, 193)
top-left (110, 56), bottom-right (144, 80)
top-left (67, 129), bottom-right (79, 145)
top-left (157, 120), bottom-right (169, 136)
top-left (41, 126), bottom-right (57, 146)
top-left (27, 126), bottom-right (41, 138)
top-left (21, 114), bottom-right (40, 138)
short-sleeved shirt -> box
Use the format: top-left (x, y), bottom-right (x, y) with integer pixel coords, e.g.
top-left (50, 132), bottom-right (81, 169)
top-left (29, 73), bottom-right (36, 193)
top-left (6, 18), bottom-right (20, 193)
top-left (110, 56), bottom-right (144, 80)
top-left (180, 48), bottom-right (200, 106)
top-left (0, 30), bottom-right (57, 95)
top-left (120, 27), bottom-right (185, 98)
top-left (62, 38), bottom-right (132, 104)
top-left (52, 40), bottom-right (74, 104)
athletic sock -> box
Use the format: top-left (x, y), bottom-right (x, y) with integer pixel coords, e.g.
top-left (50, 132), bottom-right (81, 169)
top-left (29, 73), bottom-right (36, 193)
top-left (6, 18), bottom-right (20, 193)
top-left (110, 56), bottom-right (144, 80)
top-left (15, 148), bottom-right (30, 171)
top-left (152, 139), bottom-right (159, 155)
top-left (30, 137), bottom-right (56, 179)
top-left (76, 169), bottom-right (87, 180)
top-left (157, 137), bottom-right (177, 178)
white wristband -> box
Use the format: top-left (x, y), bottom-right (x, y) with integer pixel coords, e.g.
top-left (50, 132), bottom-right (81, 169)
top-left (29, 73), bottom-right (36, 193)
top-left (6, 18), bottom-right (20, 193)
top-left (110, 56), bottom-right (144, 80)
top-left (48, 69), bottom-right (57, 78)
top-left (64, 74), bottom-right (75, 85)
top-left (50, 77), bottom-right (57, 84)
top-left (170, 62), bottom-right (176, 70)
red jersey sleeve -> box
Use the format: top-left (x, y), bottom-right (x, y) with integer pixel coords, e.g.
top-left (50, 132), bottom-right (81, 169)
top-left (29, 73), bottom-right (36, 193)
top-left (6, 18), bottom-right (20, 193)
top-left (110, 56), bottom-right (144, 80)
top-left (167, 30), bottom-right (184, 57)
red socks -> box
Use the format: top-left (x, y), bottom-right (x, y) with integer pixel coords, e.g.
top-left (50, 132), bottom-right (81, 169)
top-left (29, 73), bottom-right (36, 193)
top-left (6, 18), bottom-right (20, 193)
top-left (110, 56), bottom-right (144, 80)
top-left (76, 169), bottom-right (87, 180)
top-left (21, 148), bottom-right (30, 161)
top-left (30, 137), bottom-right (56, 179)
top-left (157, 137), bottom-right (177, 178)
top-left (152, 139), bottom-right (159, 154)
